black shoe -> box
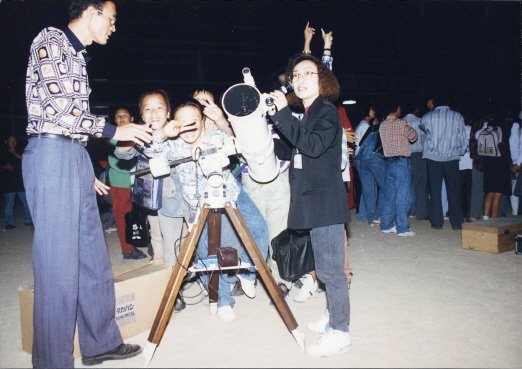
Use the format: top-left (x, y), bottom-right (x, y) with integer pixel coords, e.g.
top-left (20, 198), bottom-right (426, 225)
top-left (81, 343), bottom-right (142, 366)
top-left (270, 283), bottom-right (290, 307)
top-left (230, 280), bottom-right (244, 296)
top-left (24, 222), bottom-right (33, 226)
top-left (431, 226), bottom-right (442, 230)
top-left (5, 224), bottom-right (15, 230)
top-left (452, 226), bottom-right (462, 230)
top-left (174, 295), bottom-right (186, 312)
top-left (123, 249), bottom-right (147, 260)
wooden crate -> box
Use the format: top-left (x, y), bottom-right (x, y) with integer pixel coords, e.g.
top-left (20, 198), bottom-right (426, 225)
top-left (462, 218), bottom-right (522, 253)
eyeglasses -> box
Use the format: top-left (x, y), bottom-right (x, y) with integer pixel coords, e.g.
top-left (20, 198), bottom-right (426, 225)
top-left (290, 71), bottom-right (318, 83)
top-left (97, 8), bottom-right (116, 26)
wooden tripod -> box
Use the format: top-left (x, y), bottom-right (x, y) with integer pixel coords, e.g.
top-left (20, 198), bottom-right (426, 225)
top-left (143, 201), bottom-right (304, 366)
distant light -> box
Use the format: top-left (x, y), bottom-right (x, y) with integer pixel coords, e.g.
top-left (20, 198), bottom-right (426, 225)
top-left (343, 100), bottom-right (356, 105)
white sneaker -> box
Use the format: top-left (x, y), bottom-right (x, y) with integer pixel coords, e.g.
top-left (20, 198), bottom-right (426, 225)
top-left (217, 305), bottom-right (236, 321)
top-left (307, 309), bottom-right (329, 333)
top-left (293, 274), bottom-right (319, 303)
top-left (236, 274), bottom-right (256, 298)
top-left (397, 230), bottom-right (417, 237)
top-left (382, 226), bottom-right (397, 234)
top-left (306, 328), bottom-right (352, 357)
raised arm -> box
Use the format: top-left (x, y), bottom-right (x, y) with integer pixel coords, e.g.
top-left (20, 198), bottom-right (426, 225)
top-left (303, 21), bottom-right (315, 54)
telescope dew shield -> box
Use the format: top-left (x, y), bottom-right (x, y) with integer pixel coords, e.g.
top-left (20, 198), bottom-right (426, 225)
top-left (222, 83), bottom-right (279, 183)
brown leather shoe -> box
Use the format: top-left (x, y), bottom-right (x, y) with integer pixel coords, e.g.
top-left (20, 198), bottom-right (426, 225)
top-left (82, 343), bottom-right (142, 366)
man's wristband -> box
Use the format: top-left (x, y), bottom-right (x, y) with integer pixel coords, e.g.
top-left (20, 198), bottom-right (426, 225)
top-left (302, 50), bottom-right (311, 54)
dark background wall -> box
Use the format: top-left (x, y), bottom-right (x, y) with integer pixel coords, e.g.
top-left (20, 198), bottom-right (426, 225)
top-left (1, 1), bottom-right (520, 139)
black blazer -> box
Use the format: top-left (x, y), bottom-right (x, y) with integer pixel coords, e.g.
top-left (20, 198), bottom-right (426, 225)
top-left (271, 96), bottom-right (350, 230)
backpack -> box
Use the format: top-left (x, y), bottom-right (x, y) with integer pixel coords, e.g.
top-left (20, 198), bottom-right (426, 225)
top-left (125, 205), bottom-right (151, 246)
top-left (477, 126), bottom-right (503, 157)
top-left (356, 126), bottom-right (381, 160)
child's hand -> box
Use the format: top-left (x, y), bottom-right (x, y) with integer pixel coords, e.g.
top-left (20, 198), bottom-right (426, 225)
top-left (201, 98), bottom-right (224, 122)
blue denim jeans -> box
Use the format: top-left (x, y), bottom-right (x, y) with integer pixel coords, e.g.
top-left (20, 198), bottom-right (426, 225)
top-left (197, 187), bottom-right (268, 308)
top-left (4, 191), bottom-right (32, 226)
top-left (356, 153), bottom-right (385, 224)
top-left (381, 157), bottom-right (413, 233)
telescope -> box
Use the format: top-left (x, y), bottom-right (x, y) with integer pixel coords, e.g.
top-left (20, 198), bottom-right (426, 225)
top-left (221, 68), bottom-right (281, 183)
top-left (133, 67), bottom-right (282, 185)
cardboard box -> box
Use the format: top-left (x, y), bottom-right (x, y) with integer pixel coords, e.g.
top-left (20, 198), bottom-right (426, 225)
top-left (19, 262), bottom-right (172, 358)
top-left (462, 218), bottom-right (522, 253)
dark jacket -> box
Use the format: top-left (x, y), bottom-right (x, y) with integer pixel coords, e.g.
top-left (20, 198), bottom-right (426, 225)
top-left (271, 96), bottom-right (350, 229)
top-left (0, 150), bottom-right (25, 193)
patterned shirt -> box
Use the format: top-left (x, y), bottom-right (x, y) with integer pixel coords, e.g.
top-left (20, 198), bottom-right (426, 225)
top-left (25, 27), bottom-right (115, 142)
top-left (147, 128), bottom-right (241, 211)
top-left (379, 115), bottom-right (418, 158)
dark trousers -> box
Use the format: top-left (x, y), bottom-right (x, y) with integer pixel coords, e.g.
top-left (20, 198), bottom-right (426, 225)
top-left (410, 152), bottom-right (429, 220)
top-left (23, 137), bottom-right (122, 368)
top-left (460, 169), bottom-right (472, 218)
top-left (110, 186), bottom-right (135, 254)
top-left (426, 159), bottom-right (464, 228)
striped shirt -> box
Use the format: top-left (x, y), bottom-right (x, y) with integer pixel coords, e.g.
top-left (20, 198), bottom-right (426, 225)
top-left (403, 114), bottom-right (424, 153)
top-left (379, 115), bottom-right (418, 158)
top-left (420, 106), bottom-right (467, 161)
top-left (25, 27), bottom-right (114, 142)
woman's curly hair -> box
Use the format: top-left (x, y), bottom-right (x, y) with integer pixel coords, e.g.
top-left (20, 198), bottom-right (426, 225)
top-left (285, 53), bottom-right (340, 108)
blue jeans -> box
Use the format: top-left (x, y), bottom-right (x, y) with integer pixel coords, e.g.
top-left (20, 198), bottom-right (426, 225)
top-left (197, 187), bottom-right (268, 308)
top-left (356, 154), bottom-right (385, 224)
top-left (4, 191), bottom-right (32, 226)
top-left (381, 157), bottom-right (413, 234)
top-left (310, 223), bottom-right (350, 332)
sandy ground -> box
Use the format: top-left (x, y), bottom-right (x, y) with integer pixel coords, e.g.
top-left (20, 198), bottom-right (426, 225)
top-left (1, 199), bottom-right (522, 368)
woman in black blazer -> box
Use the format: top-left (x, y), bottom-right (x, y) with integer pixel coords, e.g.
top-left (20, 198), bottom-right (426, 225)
top-left (269, 54), bottom-right (351, 357)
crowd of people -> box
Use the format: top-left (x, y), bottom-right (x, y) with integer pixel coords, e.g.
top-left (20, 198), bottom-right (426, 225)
top-left (352, 98), bottom-right (522, 235)
top-left (8, 0), bottom-right (520, 367)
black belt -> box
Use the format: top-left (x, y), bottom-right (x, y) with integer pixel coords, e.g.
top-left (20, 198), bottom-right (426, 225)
top-left (29, 133), bottom-right (87, 146)
top-left (384, 156), bottom-right (409, 160)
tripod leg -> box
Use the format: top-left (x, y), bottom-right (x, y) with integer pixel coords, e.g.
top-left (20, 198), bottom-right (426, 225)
top-left (207, 210), bottom-right (221, 305)
top-left (147, 207), bottom-right (210, 346)
top-left (224, 204), bottom-right (299, 332)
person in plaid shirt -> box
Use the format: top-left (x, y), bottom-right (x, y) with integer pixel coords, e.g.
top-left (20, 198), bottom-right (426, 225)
top-left (378, 99), bottom-right (418, 236)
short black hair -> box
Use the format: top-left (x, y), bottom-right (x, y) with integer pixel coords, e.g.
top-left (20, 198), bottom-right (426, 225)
top-left (402, 98), bottom-right (421, 116)
top-left (68, 0), bottom-right (110, 22)
top-left (382, 97), bottom-right (401, 116)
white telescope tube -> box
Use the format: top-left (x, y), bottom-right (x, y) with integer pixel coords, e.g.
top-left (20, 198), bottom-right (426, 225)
top-left (221, 70), bottom-right (279, 183)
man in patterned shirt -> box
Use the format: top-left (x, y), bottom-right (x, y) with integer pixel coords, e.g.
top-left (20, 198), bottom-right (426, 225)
top-left (378, 99), bottom-right (418, 237)
top-left (23, 1), bottom-right (151, 367)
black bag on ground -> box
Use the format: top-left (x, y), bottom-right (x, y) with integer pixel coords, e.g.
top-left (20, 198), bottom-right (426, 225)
top-left (125, 205), bottom-right (150, 246)
top-left (514, 174), bottom-right (522, 197)
top-left (271, 229), bottom-right (315, 282)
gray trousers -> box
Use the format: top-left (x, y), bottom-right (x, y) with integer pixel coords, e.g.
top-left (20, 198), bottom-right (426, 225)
top-left (310, 223), bottom-right (350, 332)
top-left (23, 137), bottom-right (122, 368)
